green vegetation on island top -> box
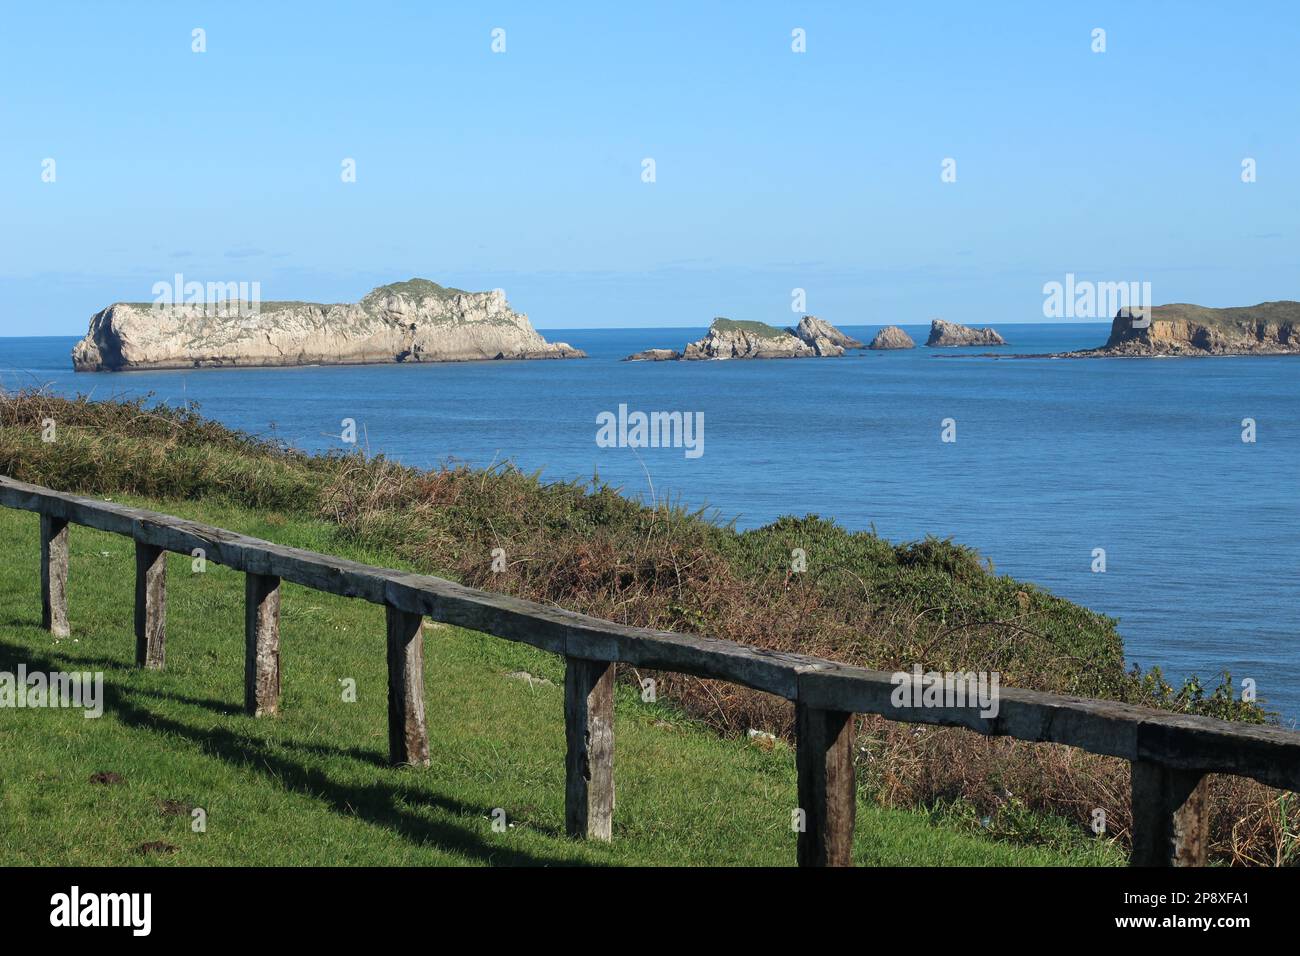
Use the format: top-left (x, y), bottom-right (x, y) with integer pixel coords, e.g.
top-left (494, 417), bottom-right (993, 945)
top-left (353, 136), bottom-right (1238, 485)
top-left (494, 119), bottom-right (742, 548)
top-left (118, 278), bottom-right (477, 313)
top-left (363, 278), bottom-right (473, 302)
top-left (709, 317), bottom-right (791, 338)
top-left (1140, 300), bottom-right (1300, 327)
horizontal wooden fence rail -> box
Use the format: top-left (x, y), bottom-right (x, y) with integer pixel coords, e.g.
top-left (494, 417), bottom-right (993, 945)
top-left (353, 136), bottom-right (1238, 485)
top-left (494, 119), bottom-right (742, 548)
top-left (3, 474), bottom-right (1299, 867)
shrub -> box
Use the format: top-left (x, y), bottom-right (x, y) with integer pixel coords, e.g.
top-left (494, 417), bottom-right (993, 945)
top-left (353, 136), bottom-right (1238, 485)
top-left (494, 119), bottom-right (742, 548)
top-left (0, 388), bottom-right (1289, 864)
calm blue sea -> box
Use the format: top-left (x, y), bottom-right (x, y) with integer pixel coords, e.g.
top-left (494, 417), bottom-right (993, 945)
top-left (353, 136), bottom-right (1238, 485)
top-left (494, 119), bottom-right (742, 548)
top-left (2, 325), bottom-right (1297, 720)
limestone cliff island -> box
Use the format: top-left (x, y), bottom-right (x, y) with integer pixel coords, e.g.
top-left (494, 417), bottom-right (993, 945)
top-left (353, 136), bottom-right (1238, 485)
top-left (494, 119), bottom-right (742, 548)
top-left (1069, 302), bottom-right (1300, 357)
top-left (623, 315), bottom-right (863, 361)
top-left (71, 279), bottom-right (585, 372)
top-left (975, 301), bottom-right (1300, 361)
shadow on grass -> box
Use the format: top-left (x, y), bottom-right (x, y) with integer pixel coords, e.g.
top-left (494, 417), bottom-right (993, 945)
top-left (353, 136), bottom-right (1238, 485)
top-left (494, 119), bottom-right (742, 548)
top-left (0, 641), bottom-right (255, 717)
top-left (0, 637), bottom-right (591, 867)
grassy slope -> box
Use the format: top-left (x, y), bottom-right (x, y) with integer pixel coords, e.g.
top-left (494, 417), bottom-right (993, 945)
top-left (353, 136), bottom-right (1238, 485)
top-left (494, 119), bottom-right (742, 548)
top-left (0, 497), bottom-right (1120, 866)
top-left (1151, 301), bottom-right (1300, 326)
top-left (710, 318), bottom-right (791, 339)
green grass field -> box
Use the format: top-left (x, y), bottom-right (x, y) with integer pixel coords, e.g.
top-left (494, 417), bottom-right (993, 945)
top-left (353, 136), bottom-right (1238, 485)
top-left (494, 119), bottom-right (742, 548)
top-left (0, 495), bottom-right (1122, 866)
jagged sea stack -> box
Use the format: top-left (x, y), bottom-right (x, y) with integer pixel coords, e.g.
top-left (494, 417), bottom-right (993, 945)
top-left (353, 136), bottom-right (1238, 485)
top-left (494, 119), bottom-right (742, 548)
top-left (868, 326), bottom-right (916, 350)
top-left (71, 278), bottom-right (585, 371)
top-left (795, 315), bottom-right (864, 350)
top-left (925, 319), bottom-right (1007, 347)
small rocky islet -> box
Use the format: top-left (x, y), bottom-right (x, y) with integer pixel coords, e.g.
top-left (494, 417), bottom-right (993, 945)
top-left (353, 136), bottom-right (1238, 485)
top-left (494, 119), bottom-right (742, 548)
top-left (624, 315), bottom-right (864, 361)
top-left (626, 303), bottom-right (1300, 362)
top-left (624, 317), bottom-right (1006, 360)
top-left (868, 325), bottom-right (916, 350)
top-left (925, 319), bottom-right (1007, 347)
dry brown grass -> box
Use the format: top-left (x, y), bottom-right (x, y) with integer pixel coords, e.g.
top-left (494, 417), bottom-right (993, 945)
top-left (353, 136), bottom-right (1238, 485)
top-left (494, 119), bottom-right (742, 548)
top-left (313, 455), bottom-right (1296, 865)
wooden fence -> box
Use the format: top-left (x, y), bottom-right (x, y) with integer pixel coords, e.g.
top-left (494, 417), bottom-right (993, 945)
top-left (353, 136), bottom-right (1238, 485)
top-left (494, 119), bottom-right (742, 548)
top-left (2, 474), bottom-right (1298, 866)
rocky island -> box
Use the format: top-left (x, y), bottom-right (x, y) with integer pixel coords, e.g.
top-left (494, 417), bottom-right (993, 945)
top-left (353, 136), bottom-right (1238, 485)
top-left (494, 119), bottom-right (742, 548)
top-left (925, 319), bottom-right (1007, 347)
top-left (1073, 301), bottom-right (1300, 357)
top-left (622, 348), bottom-right (682, 362)
top-left (623, 315), bottom-right (862, 361)
top-left (71, 279), bottom-right (585, 372)
top-left (934, 302), bottom-right (1300, 360)
top-left (795, 315), bottom-right (864, 351)
top-left (868, 326), bottom-right (916, 350)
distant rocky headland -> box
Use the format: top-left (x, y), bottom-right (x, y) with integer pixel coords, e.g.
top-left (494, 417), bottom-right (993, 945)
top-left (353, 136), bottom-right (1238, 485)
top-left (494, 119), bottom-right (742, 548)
top-left (623, 315), bottom-right (862, 361)
top-left (925, 319), bottom-right (1007, 347)
top-left (926, 301), bottom-right (1300, 360)
top-left (71, 279), bottom-right (585, 372)
top-left (1066, 302), bottom-right (1300, 357)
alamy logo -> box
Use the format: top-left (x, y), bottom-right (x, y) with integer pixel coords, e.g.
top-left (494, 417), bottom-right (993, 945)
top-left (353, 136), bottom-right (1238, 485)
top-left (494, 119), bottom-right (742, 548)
top-left (0, 665), bottom-right (103, 717)
top-left (890, 664), bottom-right (1000, 718)
top-left (596, 404), bottom-right (704, 459)
top-left (50, 886), bottom-right (151, 936)
top-left (1042, 273), bottom-right (1152, 325)
top-left (152, 272), bottom-right (261, 318)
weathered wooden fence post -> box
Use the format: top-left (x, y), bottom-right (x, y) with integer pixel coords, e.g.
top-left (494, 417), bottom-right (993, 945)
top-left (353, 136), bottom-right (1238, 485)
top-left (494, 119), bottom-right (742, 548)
top-left (564, 657), bottom-right (615, 841)
top-left (385, 606), bottom-right (429, 767)
top-left (795, 704), bottom-right (856, 867)
top-left (244, 573), bottom-right (281, 716)
top-left (134, 542), bottom-right (167, 669)
top-left (40, 515), bottom-right (69, 637)
top-left (1129, 759), bottom-right (1208, 866)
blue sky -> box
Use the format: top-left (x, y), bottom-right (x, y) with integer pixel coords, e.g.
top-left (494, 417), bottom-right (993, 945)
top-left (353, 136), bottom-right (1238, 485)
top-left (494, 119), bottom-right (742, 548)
top-left (1, 1), bottom-right (1296, 333)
